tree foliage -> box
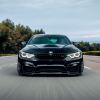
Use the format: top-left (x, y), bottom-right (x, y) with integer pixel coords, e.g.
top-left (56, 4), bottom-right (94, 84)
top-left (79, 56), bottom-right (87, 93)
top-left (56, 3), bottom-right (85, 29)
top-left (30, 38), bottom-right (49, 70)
top-left (0, 19), bottom-right (45, 53)
top-left (75, 41), bottom-right (100, 52)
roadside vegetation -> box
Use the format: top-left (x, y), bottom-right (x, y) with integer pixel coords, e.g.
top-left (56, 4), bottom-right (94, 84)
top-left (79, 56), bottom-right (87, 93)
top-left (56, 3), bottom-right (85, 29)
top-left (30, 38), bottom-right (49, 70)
top-left (0, 19), bottom-right (45, 54)
top-left (83, 51), bottom-right (100, 56)
top-left (0, 19), bottom-right (100, 56)
top-left (0, 54), bottom-right (16, 56)
top-left (74, 42), bottom-right (100, 56)
top-left (76, 42), bottom-right (100, 52)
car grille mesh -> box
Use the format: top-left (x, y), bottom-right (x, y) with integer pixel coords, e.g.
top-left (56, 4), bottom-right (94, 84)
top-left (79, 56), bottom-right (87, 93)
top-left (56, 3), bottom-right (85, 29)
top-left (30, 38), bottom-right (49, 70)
top-left (35, 53), bottom-right (66, 60)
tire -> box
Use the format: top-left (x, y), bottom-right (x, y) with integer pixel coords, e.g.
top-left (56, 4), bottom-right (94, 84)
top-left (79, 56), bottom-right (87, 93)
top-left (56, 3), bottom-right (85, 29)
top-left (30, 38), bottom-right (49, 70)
top-left (77, 72), bottom-right (82, 76)
top-left (78, 64), bottom-right (84, 76)
top-left (17, 63), bottom-right (24, 76)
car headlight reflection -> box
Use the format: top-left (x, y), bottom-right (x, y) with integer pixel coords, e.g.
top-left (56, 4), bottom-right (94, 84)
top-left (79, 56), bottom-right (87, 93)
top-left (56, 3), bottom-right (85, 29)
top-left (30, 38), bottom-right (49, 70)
top-left (19, 51), bottom-right (35, 59)
top-left (66, 52), bottom-right (82, 61)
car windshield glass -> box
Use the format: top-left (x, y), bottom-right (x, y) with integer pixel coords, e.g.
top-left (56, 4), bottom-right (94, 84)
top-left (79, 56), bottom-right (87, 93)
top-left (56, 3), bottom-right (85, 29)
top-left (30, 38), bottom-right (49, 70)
top-left (27, 35), bottom-right (71, 45)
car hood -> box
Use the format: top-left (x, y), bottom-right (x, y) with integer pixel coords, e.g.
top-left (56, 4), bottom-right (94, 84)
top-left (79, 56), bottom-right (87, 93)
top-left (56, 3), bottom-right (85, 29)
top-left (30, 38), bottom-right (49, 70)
top-left (21, 44), bottom-right (81, 54)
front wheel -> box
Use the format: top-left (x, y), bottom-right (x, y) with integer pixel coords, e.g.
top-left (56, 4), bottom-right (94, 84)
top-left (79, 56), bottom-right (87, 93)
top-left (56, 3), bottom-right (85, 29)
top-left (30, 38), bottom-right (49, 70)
top-left (77, 72), bottom-right (82, 76)
top-left (17, 63), bottom-right (24, 76)
top-left (78, 63), bottom-right (84, 76)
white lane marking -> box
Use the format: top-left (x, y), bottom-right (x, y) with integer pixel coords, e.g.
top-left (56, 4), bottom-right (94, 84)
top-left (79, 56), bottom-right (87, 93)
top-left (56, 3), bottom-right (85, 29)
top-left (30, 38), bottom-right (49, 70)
top-left (84, 66), bottom-right (91, 70)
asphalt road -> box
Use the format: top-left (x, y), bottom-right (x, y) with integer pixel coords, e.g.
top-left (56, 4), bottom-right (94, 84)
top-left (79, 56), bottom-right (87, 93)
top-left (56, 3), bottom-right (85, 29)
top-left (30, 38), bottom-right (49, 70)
top-left (0, 55), bottom-right (100, 100)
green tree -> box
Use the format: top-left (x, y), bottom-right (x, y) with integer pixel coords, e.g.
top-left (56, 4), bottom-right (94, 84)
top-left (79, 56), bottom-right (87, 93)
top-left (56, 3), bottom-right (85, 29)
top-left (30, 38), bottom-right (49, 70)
top-left (34, 29), bottom-right (45, 34)
top-left (0, 19), bottom-right (46, 53)
top-left (2, 19), bottom-right (15, 30)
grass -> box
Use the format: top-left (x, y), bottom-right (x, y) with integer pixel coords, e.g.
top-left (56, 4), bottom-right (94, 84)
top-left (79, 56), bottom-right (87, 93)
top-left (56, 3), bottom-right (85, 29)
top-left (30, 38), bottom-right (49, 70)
top-left (83, 51), bottom-right (100, 56)
top-left (0, 54), bottom-right (16, 56)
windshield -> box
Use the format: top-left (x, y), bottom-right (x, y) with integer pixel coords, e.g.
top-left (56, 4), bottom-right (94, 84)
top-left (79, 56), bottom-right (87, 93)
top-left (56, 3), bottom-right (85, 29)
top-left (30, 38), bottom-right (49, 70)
top-left (27, 35), bottom-right (71, 45)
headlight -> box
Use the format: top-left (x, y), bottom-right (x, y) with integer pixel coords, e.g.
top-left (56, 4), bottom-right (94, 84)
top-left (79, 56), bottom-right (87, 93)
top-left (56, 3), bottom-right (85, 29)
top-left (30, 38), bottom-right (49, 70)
top-left (19, 51), bottom-right (35, 59)
top-left (66, 52), bottom-right (82, 61)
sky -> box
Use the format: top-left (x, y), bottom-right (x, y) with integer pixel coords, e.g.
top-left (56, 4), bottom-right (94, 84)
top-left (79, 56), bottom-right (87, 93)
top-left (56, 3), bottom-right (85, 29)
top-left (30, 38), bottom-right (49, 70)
top-left (0, 0), bottom-right (100, 42)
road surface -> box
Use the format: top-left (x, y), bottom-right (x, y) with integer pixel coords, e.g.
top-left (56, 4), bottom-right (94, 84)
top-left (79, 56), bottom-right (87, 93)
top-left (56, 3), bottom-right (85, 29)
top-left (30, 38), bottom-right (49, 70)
top-left (0, 55), bottom-right (100, 100)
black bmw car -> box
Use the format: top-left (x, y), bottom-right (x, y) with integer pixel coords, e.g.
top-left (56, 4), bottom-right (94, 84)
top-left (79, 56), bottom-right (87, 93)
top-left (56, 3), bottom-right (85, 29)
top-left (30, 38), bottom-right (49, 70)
top-left (17, 34), bottom-right (84, 76)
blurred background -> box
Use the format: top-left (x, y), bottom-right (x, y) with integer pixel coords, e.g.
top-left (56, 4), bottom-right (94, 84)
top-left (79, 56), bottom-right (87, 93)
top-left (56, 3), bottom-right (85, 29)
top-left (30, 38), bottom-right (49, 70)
top-left (0, 0), bottom-right (100, 55)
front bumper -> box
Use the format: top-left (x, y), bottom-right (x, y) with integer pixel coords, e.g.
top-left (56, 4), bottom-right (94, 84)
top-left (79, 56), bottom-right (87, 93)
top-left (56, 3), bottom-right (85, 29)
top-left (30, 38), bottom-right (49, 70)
top-left (18, 57), bottom-right (84, 75)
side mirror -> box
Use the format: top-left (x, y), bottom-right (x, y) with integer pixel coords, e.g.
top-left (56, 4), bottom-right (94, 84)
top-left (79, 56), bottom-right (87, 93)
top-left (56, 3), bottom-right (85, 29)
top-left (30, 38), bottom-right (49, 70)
top-left (72, 42), bottom-right (79, 46)
top-left (21, 41), bottom-right (26, 47)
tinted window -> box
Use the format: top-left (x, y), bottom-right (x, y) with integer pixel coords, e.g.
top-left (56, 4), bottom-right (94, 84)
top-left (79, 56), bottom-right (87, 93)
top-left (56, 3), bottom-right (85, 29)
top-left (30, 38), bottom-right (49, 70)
top-left (28, 35), bottom-right (71, 45)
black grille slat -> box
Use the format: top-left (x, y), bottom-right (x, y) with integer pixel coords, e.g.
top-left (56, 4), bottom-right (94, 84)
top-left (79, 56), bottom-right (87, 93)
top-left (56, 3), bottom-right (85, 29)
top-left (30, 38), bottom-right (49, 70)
top-left (36, 54), bottom-right (66, 60)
